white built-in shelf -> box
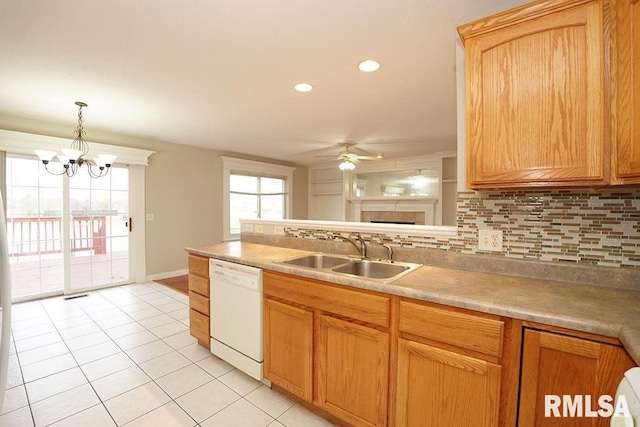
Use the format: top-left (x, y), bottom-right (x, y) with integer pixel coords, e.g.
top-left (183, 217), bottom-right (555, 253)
top-left (312, 179), bottom-right (343, 184)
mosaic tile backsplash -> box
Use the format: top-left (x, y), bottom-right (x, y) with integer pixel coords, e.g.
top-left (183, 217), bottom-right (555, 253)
top-left (285, 188), bottom-right (640, 268)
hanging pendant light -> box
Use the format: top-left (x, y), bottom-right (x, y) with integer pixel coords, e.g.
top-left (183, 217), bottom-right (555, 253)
top-left (35, 102), bottom-right (117, 178)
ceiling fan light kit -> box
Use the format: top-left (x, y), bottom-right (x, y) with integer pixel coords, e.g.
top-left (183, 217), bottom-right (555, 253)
top-left (338, 159), bottom-right (356, 171)
top-left (314, 142), bottom-right (383, 171)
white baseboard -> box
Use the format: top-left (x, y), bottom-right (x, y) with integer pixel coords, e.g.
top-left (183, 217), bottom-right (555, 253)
top-left (146, 269), bottom-right (189, 282)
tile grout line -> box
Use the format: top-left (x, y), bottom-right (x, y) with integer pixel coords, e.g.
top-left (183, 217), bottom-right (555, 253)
top-left (8, 284), bottom-right (186, 426)
top-left (6, 283), bottom-right (304, 427)
top-left (66, 284), bottom-right (200, 427)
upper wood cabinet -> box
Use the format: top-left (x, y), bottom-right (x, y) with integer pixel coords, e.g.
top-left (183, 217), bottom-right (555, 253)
top-left (459, 0), bottom-right (608, 188)
top-left (612, 0), bottom-right (640, 184)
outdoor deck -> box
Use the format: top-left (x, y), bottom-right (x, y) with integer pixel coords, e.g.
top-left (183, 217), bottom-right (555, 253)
top-left (9, 251), bottom-right (129, 298)
top-left (7, 216), bottom-right (129, 299)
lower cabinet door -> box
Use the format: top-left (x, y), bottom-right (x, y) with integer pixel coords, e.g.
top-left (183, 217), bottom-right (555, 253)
top-left (264, 298), bottom-right (313, 402)
top-left (316, 314), bottom-right (389, 427)
top-left (396, 338), bottom-right (501, 427)
top-left (189, 308), bottom-right (210, 347)
top-left (518, 329), bottom-right (636, 427)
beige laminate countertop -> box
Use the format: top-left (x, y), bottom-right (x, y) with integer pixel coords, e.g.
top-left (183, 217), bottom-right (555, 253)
top-left (186, 241), bottom-right (640, 365)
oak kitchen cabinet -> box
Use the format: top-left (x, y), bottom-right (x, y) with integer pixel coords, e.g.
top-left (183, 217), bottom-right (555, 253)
top-left (263, 270), bottom-right (390, 427)
top-left (612, 0), bottom-right (640, 184)
top-left (395, 299), bottom-right (516, 427)
top-left (459, 0), bottom-right (607, 188)
top-left (262, 270), bottom-right (521, 427)
top-left (198, 260), bottom-right (637, 427)
top-left (187, 254), bottom-right (210, 348)
top-left (458, 0), bottom-right (639, 189)
top-left (316, 314), bottom-right (389, 427)
top-left (518, 327), bottom-right (636, 427)
top-left (264, 298), bottom-right (313, 401)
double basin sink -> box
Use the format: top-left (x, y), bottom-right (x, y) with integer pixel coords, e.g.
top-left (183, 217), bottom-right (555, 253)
top-left (277, 253), bottom-right (421, 283)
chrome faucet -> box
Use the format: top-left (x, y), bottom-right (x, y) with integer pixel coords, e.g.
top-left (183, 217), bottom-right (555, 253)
top-left (331, 233), bottom-right (367, 259)
top-left (382, 244), bottom-right (394, 263)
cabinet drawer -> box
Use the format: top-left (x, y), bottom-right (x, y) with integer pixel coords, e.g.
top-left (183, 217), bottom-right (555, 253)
top-left (189, 308), bottom-right (210, 344)
top-left (264, 271), bottom-right (390, 327)
top-left (399, 300), bottom-right (504, 357)
top-left (188, 254), bottom-right (209, 278)
top-left (188, 274), bottom-right (209, 297)
top-left (189, 291), bottom-right (209, 316)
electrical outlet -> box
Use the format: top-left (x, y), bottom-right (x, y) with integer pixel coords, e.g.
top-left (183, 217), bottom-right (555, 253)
top-left (244, 223), bottom-right (254, 232)
top-left (478, 229), bottom-right (503, 252)
top-left (273, 225), bottom-right (285, 235)
top-left (254, 224), bottom-right (264, 233)
top-left (146, 213), bottom-right (154, 221)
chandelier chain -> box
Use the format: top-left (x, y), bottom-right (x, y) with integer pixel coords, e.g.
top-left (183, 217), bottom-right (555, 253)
top-left (70, 102), bottom-right (89, 156)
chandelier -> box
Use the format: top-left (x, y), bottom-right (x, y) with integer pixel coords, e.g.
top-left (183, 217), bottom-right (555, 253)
top-left (410, 170), bottom-right (436, 188)
top-left (35, 102), bottom-right (117, 178)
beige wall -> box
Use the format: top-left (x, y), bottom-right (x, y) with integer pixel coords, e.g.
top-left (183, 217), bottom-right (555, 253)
top-left (145, 144), bottom-right (222, 275)
top-left (0, 114), bottom-right (308, 277)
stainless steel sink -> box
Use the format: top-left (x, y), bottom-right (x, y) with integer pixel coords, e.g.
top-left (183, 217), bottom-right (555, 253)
top-left (279, 254), bottom-right (353, 269)
top-left (277, 253), bottom-right (421, 282)
top-left (331, 259), bottom-right (414, 280)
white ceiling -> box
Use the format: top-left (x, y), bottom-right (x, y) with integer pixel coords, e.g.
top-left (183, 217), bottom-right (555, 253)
top-left (0, 0), bottom-right (527, 166)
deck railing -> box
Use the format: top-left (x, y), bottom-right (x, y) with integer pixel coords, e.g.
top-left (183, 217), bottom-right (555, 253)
top-left (6, 216), bottom-right (107, 257)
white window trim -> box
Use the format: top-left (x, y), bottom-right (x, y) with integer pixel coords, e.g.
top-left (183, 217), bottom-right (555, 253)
top-left (221, 156), bottom-right (296, 241)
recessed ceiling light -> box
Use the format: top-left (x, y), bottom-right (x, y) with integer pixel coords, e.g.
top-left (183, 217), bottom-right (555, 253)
top-left (294, 83), bottom-right (313, 92)
top-left (358, 59), bottom-right (381, 72)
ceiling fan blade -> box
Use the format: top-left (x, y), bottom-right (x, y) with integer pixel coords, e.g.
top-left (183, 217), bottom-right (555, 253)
top-left (314, 155), bottom-right (343, 159)
top-left (355, 155), bottom-right (382, 160)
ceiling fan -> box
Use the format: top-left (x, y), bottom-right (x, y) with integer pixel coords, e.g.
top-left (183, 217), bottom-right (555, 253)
top-left (315, 143), bottom-right (383, 170)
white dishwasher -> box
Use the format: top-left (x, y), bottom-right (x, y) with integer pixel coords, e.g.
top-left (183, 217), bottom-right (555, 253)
top-left (210, 258), bottom-right (263, 381)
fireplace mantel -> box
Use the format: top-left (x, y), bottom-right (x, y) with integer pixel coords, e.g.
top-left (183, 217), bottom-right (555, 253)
top-left (348, 197), bottom-right (438, 225)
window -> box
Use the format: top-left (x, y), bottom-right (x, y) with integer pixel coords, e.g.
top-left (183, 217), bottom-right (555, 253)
top-left (221, 157), bottom-right (296, 241)
top-left (229, 174), bottom-right (286, 234)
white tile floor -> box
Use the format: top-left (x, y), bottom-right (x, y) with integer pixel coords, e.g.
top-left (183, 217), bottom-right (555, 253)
top-left (1, 282), bottom-right (336, 427)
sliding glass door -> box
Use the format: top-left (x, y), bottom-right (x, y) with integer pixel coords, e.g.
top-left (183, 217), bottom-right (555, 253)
top-left (68, 166), bottom-right (130, 292)
top-left (5, 156), bottom-right (64, 298)
top-left (5, 154), bottom-right (131, 300)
